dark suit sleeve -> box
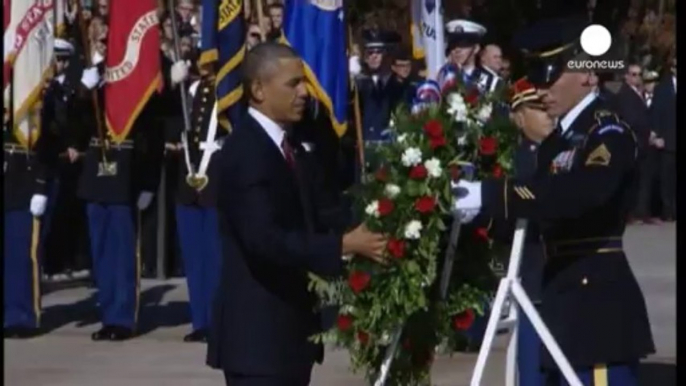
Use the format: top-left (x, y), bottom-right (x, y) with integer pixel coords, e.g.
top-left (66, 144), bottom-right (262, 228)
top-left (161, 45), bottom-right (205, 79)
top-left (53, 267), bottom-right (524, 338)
top-left (220, 152), bottom-right (344, 278)
top-left (649, 82), bottom-right (666, 139)
top-left (481, 123), bottom-right (638, 222)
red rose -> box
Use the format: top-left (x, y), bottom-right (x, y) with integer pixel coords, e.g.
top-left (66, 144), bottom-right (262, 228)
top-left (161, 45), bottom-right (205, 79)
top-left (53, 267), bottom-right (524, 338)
top-left (387, 238), bottom-right (406, 259)
top-left (474, 227), bottom-right (489, 241)
top-left (479, 136), bottom-right (497, 156)
top-left (378, 198), bottom-right (394, 216)
top-left (348, 271), bottom-right (371, 294)
top-left (337, 314), bottom-right (353, 331)
top-left (465, 89), bottom-right (480, 106)
top-left (453, 309), bottom-right (476, 331)
top-left (375, 167), bottom-right (389, 182)
top-left (415, 196), bottom-right (436, 214)
top-left (409, 165), bottom-right (428, 180)
top-left (423, 119), bottom-right (444, 138)
top-left (450, 165), bottom-right (461, 181)
top-left (493, 164), bottom-right (503, 178)
top-left (357, 331), bottom-right (370, 345)
top-left (429, 135), bottom-right (447, 149)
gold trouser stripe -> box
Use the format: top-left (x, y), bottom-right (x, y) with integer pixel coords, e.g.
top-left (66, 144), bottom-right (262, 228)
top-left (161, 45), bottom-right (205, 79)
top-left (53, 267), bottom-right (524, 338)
top-left (134, 212), bottom-right (142, 327)
top-left (548, 247), bottom-right (623, 257)
top-left (503, 179), bottom-right (509, 220)
top-left (30, 218), bottom-right (41, 327)
top-left (593, 364), bottom-right (608, 386)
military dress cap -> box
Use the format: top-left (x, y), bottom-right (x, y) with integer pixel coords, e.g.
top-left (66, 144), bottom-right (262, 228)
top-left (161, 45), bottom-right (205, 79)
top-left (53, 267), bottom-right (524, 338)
top-left (512, 16), bottom-right (588, 87)
top-left (510, 77), bottom-right (543, 110)
top-left (445, 19), bottom-right (487, 52)
top-left (54, 38), bottom-right (74, 58)
top-left (642, 70), bottom-right (660, 83)
top-left (362, 29), bottom-right (401, 51)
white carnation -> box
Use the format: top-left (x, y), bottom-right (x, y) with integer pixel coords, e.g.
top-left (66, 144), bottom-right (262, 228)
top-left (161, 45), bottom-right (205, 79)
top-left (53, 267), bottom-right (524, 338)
top-left (401, 147), bottom-right (422, 167)
top-left (389, 118), bottom-right (396, 128)
top-left (457, 134), bottom-right (468, 146)
top-left (477, 103), bottom-right (493, 123)
top-left (447, 93), bottom-right (468, 122)
top-left (384, 184), bottom-right (401, 198)
top-left (404, 220), bottom-right (423, 240)
top-left (365, 201), bottom-right (379, 218)
top-left (379, 332), bottom-right (392, 345)
top-left (397, 133), bottom-right (408, 143)
top-left (424, 158), bottom-right (442, 178)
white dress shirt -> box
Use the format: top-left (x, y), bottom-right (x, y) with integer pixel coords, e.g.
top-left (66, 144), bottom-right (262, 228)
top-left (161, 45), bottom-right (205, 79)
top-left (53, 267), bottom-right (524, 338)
top-left (248, 107), bottom-right (286, 158)
top-left (559, 90), bottom-right (598, 133)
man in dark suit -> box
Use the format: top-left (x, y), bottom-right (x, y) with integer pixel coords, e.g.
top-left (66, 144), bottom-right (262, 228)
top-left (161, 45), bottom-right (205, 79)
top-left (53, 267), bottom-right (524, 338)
top-left (650, 56), bottom-right (677, 221)
top-left (206, 43), bottom-right (387, 386)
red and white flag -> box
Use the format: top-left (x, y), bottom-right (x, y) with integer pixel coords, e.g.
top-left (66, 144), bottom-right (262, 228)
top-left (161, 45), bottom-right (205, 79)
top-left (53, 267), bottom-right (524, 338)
top-left (104, 0), bottom-right (161, 143)
top-left (4, 0), bottom-right (55, 148)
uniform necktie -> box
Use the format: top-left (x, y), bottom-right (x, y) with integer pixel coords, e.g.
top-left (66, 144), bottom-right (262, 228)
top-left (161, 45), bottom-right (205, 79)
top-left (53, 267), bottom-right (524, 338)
top-left (281, 137), bottom-right (296, 168)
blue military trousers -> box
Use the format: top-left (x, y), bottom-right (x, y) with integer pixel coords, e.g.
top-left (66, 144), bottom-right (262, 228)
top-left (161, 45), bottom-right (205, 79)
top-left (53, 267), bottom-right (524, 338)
top-left (86, 203), bottom-right (139, 329)
top-left (544, 363), bottom-right (638, 386)
top-left (175, 205), bottom-right (222, 331)
top-left (4, 211), bottom-right (43, 328)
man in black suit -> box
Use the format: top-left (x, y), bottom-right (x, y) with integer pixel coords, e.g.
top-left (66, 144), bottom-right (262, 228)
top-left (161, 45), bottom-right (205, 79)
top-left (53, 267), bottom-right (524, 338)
top-left (613, 64), bottom-right (656, 223)
top-left (206, 43), bottom-right (387, 386)
top-left (650, 56), bottom-right (677, 221)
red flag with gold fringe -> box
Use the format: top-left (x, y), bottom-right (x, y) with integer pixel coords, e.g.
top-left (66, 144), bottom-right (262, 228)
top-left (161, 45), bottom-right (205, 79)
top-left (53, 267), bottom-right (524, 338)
top-left (104, 0), bottom-right (161, 143)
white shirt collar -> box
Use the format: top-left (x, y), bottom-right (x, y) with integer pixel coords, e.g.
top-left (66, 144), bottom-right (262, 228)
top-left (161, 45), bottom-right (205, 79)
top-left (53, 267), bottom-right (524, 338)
top-left (249, 107), bottom-right (285, 156)
top-left (56, 74), bottom-right (66, 84)
top-left (559, 90), bottom-right (598, 133)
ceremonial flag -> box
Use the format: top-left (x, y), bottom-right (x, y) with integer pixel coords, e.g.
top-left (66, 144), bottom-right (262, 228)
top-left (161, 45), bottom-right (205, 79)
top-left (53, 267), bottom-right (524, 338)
top-left (54, 0), bottom-right (65, 37)
top-left (411, 0), bottom-right (445, 79)
top-left (199, 0), bottom-right (245, 129)
top-left (4, 0), bottom-right (55, 148)
top-left (104, 0), bottom-right (161, 143)
top-left (283, 0), bottom-right (348, 137)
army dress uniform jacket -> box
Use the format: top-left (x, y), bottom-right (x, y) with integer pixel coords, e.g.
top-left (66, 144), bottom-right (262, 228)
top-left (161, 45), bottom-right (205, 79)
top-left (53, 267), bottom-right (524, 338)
top-left (76, 76), bottom-right (165, 204)
top-left (478, 94), bottom-right (655, 368)
top-left (4, 122), bottom-right (50, 212)
top-left (354, 71), bottom-right (395, 143)
top-left (175, 78), bottom-right (227, 208)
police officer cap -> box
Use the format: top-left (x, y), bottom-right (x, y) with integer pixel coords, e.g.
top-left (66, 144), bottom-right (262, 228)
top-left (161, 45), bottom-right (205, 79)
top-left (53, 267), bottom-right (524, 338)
top-left (642, 70), bottom-right (659, 83)
top-left (445, 19), bottom-right (486, 53)
top-left (54, 38), bottom-right (74, 58)
top-left (512, 16), bottom-right (588, 87)
top-left (362, 29), bottom-right (401, 51)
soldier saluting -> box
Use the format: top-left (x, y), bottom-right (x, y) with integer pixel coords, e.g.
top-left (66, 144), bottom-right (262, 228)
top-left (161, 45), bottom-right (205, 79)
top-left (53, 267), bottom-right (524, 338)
top-left (173, 63), bottom-right (225, 343)
top-left (453, 17), bottom-right (654, 385)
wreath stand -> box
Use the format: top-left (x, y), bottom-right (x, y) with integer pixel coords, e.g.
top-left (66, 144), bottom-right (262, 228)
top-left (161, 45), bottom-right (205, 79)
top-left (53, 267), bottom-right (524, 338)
top-left (373, 219), bottom-right (583, 386)
top-left (469, 219), bottom-right (582, 386)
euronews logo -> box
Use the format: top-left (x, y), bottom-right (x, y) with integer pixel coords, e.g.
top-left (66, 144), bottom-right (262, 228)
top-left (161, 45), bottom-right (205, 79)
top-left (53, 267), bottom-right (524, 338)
top-left (567, 24), bottom-right (626, 72)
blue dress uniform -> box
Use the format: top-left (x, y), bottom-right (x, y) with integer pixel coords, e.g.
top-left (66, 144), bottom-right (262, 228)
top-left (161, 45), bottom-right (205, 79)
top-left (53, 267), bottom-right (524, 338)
top-left (174, 75), bottom-right (226, 342)
top-left (472, 18), bottom-right (655, 386)
top-left (76, 63), bottom-right (165, 341)
top-left (354, 29), bottom-right (401, 172)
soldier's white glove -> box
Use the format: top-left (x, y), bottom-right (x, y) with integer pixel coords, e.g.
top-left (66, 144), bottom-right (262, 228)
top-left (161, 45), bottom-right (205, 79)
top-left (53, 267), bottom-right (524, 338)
top-left (92, 50), bottom-right (105, 66)
top-left (170, 60), bottom-right (190, 85)
top-left (349, 55), bottom-right (362, 77)
top-left (81, 67), bottom-right (100, 90)
top-left (30, 194), bottom-right (48, 217)
top-left (137, 191), bottom-right (154, 211)
top-left (452, 180), bottom-right (482, 224)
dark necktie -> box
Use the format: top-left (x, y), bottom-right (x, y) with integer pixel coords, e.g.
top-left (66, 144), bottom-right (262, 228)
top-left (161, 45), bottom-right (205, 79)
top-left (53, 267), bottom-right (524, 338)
top-left (281, 137), bottom-right (296, 168)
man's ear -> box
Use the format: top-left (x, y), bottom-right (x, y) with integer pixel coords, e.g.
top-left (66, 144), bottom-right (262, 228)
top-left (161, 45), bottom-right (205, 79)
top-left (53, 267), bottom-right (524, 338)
top-left (251, 80), bottom-right (265, 103)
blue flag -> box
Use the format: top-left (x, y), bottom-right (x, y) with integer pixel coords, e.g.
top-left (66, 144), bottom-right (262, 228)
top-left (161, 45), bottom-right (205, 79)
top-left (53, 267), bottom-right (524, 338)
top-left (283, 0), bottom-right (348, 136)
top-left (200, 0), bottom-right (245, 129)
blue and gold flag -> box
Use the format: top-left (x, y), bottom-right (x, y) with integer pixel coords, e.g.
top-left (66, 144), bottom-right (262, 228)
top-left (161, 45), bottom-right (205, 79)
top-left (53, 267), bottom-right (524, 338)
top-left (283, 0), bottom-right (348, 136)
top-left (200, 0), bottom-right (245, 129)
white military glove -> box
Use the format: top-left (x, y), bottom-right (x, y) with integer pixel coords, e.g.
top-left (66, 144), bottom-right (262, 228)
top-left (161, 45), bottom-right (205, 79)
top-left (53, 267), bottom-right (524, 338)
top-left (170, 60), bottom-right (190, 85)
top-left (451, 180), bottom-right (482, 224)
top-left (137, 191), bottom-right (154, 211)
top-left (349, 55), bottom-right (362, 77)
top-left (80, 67), bottom-right (101, 90)
top-left (92, 50), bottom-right (105, 66)
top-left (30, 194), bottom-right (48, 217)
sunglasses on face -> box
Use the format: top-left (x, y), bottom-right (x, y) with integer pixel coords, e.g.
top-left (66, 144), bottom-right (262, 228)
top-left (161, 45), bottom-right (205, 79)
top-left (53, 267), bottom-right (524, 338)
top-left (366, 49), bottom-right (383, 56)
top-left (628, 72), bottom-right (640, 77)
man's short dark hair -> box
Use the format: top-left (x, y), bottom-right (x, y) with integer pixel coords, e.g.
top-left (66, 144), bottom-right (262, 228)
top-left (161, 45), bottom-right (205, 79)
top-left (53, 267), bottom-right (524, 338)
top-left (268, 2), bottom-right (284, 11)
top-left (243, 42), bottom-right (300, 97)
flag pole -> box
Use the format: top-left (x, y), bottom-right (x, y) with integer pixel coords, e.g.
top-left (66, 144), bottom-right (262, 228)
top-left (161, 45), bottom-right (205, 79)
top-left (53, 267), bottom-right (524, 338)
top-left (254, 0), bottom-right (267, 41)
top-left (347, 24), bottom-right (365, 174)
top-left (75, 0), bottom-right (109, 165)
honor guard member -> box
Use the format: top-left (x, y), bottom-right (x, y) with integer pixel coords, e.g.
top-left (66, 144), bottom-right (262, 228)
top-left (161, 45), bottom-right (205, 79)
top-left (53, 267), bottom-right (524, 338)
top-left (174, 64), bottom-right (225, 343)
top-left (76, 52), bottom-right (166, 342)
top-left (453, 17), bottom-right (655, 385)
top-left (354, 28), bottom-right (401, 170)
top-left (443, 19), bottom-right (501, 94)
top-left (40, 39), bottom-right (91, 277)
